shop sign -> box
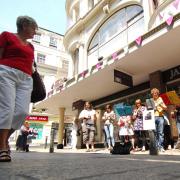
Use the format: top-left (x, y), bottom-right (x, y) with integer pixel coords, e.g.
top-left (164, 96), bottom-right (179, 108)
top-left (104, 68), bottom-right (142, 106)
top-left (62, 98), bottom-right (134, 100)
top-left (114, 69), bottom-right (133, 87)
top-left (163, 65), bottom-right (180, 82)
top-left (26, 115), bottom-right (48, 122)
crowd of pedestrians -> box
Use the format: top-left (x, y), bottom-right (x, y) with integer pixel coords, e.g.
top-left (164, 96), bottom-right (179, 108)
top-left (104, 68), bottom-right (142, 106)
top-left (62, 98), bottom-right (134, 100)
top-left (71, 88), bottom-right (180, 154)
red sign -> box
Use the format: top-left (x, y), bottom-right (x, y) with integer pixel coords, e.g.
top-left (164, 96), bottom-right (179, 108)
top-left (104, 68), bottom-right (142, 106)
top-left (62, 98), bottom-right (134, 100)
top-left (26, 116), bottom-right (48, 122)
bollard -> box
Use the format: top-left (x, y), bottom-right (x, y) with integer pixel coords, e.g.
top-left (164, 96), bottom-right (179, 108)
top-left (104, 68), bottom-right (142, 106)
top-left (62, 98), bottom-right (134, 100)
top-left (149, 130), bottom-right (158, 155)
top-left (49, 128), bottom-right (55, 153)
top-left (44, 136), bottom-right (48, 149)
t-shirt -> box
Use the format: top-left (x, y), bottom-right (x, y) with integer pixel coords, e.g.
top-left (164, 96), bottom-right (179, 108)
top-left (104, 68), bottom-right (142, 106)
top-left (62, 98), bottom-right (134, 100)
top-left (0, 31), bottom-right (34, 75)
top-left (153, 97), bottom-right (167, 116)
top-left (103, 111), bottom-right (116, 125)
top-left (79, 109), bottom-right (96, 125)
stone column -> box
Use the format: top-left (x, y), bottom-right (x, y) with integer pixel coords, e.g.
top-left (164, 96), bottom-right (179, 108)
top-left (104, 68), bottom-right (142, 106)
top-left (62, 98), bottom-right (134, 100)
top-left (149, 70), bottom-right (166, 155)
top-left (80, 0), bottom-right (89, 18)
top-left (78, 44), bottom-right (84, 73)
top-left (72, 8), bottom-right (76, 24)
top-left (57, 107), bottom-right (65, 149)
top-left (95, 109), bottom-right (103, 142)
top-left (94, 0), bottom-right (99, 5)
top-left (142, 0), bottom-right (155, 31)
top-left (149, 71), bottom-right (166, 93)
top-left (68, 56), bottom-right (75, 78)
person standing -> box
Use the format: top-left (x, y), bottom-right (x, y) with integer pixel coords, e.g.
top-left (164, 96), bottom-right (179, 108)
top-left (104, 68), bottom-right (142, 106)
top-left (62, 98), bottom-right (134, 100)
top-left (0, 16), bottom-right (38, 162)
top-left (16, 121), bottom-right (31, 152)
top-left (102, 104), bottom-right (116, 150)
top-left (71, 118), bottom-right (79, 150)
top-left (79, 101), bottom-right (97, 152)
top-left (176, 106), bottom-right (180, 136)
top-left (118, 114), bottom-right (134, 147)
top-left (151, 88), bottom-right (167, 152)
top-left (132, 99), bottom-right (147, 151)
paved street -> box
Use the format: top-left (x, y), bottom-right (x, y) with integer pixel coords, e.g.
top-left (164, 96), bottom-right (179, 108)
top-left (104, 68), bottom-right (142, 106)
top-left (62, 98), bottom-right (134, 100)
top-left (1, 148), bottom-right (180, 180)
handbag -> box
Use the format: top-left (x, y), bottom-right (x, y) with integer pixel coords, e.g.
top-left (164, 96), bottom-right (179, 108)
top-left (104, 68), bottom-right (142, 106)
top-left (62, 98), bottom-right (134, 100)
top-left (31, 62), bottom-right (46, 103)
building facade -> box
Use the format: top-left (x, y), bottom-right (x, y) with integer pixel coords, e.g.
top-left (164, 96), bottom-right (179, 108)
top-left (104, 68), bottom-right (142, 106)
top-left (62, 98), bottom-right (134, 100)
top-left (35, 0), bottom-right (180, 148)
top-left (10, 28), bottom-right (70, 144)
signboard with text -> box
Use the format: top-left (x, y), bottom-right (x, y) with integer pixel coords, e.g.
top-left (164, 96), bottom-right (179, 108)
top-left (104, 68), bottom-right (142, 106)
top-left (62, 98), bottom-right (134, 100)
top-left (26, 115), bottom-right (48, 122)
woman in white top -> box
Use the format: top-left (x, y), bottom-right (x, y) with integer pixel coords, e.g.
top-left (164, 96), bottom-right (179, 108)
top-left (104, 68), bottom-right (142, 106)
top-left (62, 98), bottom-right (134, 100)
top-left (79, 101), bottom-right (97, 152)
top-left (102, 104), bottom-right (116, 150)
top-left (71, 118), bottom-right (79, 150)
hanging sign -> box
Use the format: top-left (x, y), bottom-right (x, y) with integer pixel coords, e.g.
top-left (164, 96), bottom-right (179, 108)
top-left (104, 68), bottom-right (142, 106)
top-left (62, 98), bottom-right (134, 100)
top-left (114, 69), bottom-right (133, 87)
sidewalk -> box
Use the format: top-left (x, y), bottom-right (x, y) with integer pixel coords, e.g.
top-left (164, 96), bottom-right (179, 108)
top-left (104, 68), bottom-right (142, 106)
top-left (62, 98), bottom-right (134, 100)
top-left (9, 142), bottom-right (180, 155)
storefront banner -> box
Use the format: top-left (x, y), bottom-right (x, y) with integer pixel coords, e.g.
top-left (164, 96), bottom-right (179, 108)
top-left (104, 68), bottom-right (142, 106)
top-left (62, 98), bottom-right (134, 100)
top-left (160, 91), bottom-right (180, 105)
top-left (143, 110), bottom-right (155, 130)
top-left (166, 91), bottom-right (180, 105)
top-left (26, 115), bottom-right (48, 122)
top-left (160, 93), bottom-right (171, 105)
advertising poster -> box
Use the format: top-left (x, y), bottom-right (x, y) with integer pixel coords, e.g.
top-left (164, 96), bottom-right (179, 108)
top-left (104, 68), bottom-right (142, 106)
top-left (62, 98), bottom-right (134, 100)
top-left (143, 110), bottom-right (155, 130)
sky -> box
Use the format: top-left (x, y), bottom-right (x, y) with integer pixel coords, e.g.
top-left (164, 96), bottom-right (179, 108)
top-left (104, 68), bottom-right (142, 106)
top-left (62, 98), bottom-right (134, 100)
top-left (0, 0), bottom-right (67, 35)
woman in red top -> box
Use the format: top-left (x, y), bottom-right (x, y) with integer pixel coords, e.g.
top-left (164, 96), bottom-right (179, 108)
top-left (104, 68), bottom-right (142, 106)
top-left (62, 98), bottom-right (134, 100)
top-left (0, 16), bottom-right (38, 162)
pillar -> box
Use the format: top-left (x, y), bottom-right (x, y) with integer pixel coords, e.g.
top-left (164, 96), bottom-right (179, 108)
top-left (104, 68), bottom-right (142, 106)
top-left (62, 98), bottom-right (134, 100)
top-left (94, 0), bottom-right (99, 5)
top-left (149, 71), bottom-right (166, 93)
top-left (95, 109), bottom-right (103, 142)
top-left (80, 0), bottom-right (89, 18)
top-left (149, 70), bottom-right (166, 155)
top-left (142, 0), bottom-right (155, 31)
top-left (72, 100), bottom-right (85, 148)
top-left (78, 44), bottom-right (84, 73)
top-left (57, 107), bottom-right (65, 149)
top-left (68, 56), bottom-right (75, 78)
top-left (72, 8), bottom-right (76, 24)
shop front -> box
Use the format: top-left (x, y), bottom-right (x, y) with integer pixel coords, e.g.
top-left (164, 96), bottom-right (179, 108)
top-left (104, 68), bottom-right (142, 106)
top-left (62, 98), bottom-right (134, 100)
top-left (25, 115), bottom-right (49, 144)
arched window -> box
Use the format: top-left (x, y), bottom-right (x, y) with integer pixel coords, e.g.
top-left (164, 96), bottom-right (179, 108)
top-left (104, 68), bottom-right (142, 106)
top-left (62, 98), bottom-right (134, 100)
top-left (88, 5), bottom-right (144, 68)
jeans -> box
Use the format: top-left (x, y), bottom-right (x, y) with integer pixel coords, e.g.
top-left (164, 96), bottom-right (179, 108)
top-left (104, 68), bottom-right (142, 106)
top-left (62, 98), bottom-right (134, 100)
top-left (104, 123), bottom-right (115, 147)
top-left (177, 122), bottom-right (180, 135)
top-left (154, 116), bottom-right (164, 149)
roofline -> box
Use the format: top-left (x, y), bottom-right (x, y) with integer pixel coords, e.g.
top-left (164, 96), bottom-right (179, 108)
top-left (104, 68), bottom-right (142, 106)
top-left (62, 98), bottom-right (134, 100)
top-left (38, 26), bottom-right (64, 37)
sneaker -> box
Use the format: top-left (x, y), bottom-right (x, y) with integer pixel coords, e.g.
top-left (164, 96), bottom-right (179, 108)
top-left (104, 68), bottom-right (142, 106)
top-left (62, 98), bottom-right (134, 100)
top-left (167, 145), bottom-right (172, 150)
top-left (141, 146), bottom-right (146, 152)
top-left (159, 148), bottom-right (165, 152)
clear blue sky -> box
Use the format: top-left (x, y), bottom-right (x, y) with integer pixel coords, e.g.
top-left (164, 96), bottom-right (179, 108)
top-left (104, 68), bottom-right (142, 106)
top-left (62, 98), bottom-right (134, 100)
top-left (0, 0), bottom-right (66, 35)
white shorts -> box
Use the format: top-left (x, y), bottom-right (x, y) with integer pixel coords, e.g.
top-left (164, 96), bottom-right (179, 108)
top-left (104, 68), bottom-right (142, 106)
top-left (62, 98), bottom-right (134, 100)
top-left (0, 65), bottom-right (33, 129)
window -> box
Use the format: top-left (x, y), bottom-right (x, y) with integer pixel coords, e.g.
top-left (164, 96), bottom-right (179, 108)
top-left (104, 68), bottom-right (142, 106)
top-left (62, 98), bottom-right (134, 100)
top-left (88, 0), bottom-right (95, 10)
top-left (37, 53), bottom-right (46, 64)
top-left (88, 5), bottom-right (144, 62)
top-left (33, 34), bottom-right (41, 43)
top-left (49, 37), bottom-right (57, 47)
